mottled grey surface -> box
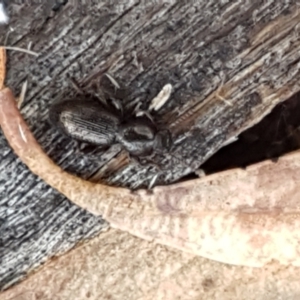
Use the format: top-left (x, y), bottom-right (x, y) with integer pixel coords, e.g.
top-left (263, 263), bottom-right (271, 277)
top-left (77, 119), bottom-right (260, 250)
top-left (1, 0), bottom-right (300, 291)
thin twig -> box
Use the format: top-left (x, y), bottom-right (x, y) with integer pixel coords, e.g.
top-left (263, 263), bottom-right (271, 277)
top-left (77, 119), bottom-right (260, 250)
top-left (1, 46), bottom-right (38, 57)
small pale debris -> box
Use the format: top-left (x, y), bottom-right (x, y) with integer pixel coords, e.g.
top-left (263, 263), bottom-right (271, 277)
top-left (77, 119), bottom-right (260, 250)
top-left (216, 93), bottom-right (233, 106)
top-left (222, 136), bottom-right (238, 147)
top-left (17, 80), bottom-right (28, 109)
top-left (135, 110), bottom-right (144, 117)
top-left (4, 26), bottom-right (14, 45)
top-left (132, 51), bottom-right (144, 72)
top-left (149, 83), bottom-right (172, 111)
top-left (148, 173), bottom-right (159, 189)
top-left (132, 51), bottom-right (139, 68)
top-left (27, 41), bottom-right (33, 51)
top-left (105, 73), bottom-right (120, 89)
top-left (214, 77), bottom-right (233, 106)
top-left (194, 168), bottom-right (206, 178)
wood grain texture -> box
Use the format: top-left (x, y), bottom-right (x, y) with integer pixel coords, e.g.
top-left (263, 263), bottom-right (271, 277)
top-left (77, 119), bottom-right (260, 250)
top-left (3, 87), bottom-right (300, 269)
top-left (1, 0), bottom-right (300, 291)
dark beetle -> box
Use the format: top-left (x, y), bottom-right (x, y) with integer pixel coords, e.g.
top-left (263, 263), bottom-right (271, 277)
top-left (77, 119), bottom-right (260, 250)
top-left (49, 97), bottom-right (172, 157)
top-left (116, 120), bottom-right (172, 156)
top-left (49, 98), bottom-right (120, 147)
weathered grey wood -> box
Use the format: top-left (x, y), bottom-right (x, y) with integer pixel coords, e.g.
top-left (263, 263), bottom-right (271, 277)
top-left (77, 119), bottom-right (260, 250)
top-left (1, 0), bottom-right (300, 291)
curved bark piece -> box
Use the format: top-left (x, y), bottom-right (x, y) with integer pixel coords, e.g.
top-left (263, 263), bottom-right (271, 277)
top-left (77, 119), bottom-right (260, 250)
top-left (0, 88), bottom-right (134, 215)
top-left (1, 87), bottom-right (300, 267)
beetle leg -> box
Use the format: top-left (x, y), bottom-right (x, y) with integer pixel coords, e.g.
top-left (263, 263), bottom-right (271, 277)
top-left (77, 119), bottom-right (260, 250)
top-left (135, 110), bottom-right (154, 124)
top-left (110, 98), bottom-right (123, 115)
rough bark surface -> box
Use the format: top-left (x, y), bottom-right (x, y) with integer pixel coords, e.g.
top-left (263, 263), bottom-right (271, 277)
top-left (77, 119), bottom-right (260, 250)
top-left (1, 0), bottom-right (300, 292)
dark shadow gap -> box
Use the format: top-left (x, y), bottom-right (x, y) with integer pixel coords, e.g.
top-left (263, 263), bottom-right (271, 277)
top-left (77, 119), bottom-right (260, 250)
top-left (201, 90), bottom-right (300, 175)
